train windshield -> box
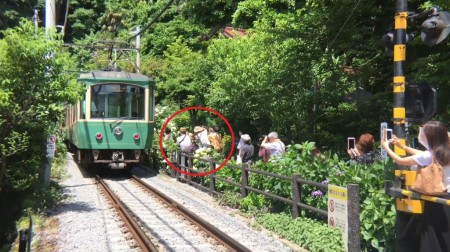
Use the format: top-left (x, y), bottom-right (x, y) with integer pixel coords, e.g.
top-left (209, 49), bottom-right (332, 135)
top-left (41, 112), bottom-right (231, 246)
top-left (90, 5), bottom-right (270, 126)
top-left (90, 84), bottom-right (145, 119)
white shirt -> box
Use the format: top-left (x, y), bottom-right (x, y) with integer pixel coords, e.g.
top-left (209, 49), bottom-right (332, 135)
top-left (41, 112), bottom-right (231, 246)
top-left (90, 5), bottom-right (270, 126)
top-left (197, 130), bottom-right (211, 147)
top-left (263, 141), bottom-right (285, 158)
top-left (412, 150), bottom-right (432, 166)
top-left (413, 150), bottom-right (450, 193)
top-left (237, 137), bottom-right (244, 150)
top-left (177, 134), bottom-right (193, 153)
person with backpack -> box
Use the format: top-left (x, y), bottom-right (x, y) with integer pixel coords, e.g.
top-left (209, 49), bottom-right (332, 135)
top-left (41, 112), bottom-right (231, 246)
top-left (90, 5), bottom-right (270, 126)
top-left (194, 126), bottom-right (211, 148)
top-left (260, 132), bottom-right (285, 158)
top-left (382, 121), bottom-right (450, 252)
top-left (208, 126), bottom-right (223, 153)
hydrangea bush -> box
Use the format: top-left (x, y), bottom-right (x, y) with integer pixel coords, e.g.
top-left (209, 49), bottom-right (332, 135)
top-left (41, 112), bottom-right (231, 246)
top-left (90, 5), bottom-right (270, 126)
top-left (214, 142), bottom-right (396, 251)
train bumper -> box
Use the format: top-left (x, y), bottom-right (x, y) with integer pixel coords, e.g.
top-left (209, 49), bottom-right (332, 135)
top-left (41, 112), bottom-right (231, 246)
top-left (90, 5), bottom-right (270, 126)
top-left (109, 163), bottom-right (126, 169)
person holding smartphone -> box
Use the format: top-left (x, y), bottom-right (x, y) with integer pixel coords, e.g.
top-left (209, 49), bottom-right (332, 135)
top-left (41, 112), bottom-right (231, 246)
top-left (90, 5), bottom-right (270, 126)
top-left (347, 133), bottom-right (381, 164)
top-left (381, 121), bottom-right (450, 252)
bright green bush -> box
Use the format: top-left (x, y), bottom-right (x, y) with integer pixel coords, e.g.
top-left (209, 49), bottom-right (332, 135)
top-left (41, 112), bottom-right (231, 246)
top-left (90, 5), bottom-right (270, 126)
top-left (239, 192), bottom-right (269, 213)
top-left (258, 213), bottom-right (345, 252)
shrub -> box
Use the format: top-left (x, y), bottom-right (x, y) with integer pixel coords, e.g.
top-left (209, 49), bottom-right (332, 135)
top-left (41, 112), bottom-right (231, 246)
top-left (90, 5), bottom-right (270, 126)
top-left (258, 213), bottom-right (345, 252)
top-left (212, 141), bottom-right (397, 251)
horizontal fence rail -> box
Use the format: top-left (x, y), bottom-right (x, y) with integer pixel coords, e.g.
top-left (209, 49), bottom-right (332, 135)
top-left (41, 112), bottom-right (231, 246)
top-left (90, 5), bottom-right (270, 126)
top-left (174, 151), bottom-right (328, 217)
top-left (162, 150), bottom-right (361, 252)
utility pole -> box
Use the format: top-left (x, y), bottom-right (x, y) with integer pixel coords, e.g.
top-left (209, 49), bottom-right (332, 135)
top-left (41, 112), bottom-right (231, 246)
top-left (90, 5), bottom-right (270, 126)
top-left (33, 9), bottom-right (39, 36)
top-left (136, 26), bottom-right (141, 73)
top-left (393, 0), bottom-right (407, 159)
top-left (391, 1), bottom-right (423, 251)
top-left (45, 0), bottom-right (56, 35)
top-left (390, 1), bottom-right (450, 250)
top-left (42, 0), bottom-right (57, 186)
top-left (392, 1), bottom-right (424, 214)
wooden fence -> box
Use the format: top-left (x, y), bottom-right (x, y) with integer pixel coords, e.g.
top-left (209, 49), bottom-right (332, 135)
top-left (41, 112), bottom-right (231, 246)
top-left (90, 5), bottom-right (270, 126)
top-left (168, 151), bottom-right (361, 252)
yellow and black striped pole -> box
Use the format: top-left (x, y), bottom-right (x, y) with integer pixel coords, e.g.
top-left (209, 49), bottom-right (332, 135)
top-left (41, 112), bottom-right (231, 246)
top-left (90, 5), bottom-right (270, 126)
top-left (392, 0), bottom-right (424, 214)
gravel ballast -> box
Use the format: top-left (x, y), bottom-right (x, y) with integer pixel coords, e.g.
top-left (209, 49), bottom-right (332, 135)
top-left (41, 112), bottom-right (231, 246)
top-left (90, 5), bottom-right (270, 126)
top-left (49, 156), bottom-right (140, 252)
top-left (41, 155), bottom-right (304, 251)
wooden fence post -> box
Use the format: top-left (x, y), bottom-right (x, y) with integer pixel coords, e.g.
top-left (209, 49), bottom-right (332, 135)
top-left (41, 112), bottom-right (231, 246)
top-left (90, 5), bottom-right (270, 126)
top-left (173, 151), bottom-right (180, 180)
top-left (209, 159), bottom-right (216, 195)
top-left (152, 147), bottom-right (158, 170)
top-left (187, 153), bottom-right (192, 183)
top-left (292, 174), bottom-right (302, 218)
top-left (241, 163), bottom-right (249, 197)
top-left (347, 184), bottom-right (360, 252)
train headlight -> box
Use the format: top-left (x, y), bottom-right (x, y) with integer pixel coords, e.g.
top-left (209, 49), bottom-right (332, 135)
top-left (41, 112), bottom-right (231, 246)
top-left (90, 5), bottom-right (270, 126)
top-left (133, 133), bottom-right (140, 140)
top-left (113, 127), bottom-right (123, 136)
top-left (96, 133), bottom-right (103, 140)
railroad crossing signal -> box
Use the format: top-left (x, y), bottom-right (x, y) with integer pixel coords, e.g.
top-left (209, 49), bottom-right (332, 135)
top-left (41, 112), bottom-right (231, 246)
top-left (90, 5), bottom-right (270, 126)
top-left (381, 31), bottom-right (414, 56)
top-left (381, 10), bottom-right (450, 53)
top-left (383, 3), bottom-right (449, 216)
top-left (421, 11), bottom-right (450, 46)
top-left (405, 82), bottom-right (437, 124)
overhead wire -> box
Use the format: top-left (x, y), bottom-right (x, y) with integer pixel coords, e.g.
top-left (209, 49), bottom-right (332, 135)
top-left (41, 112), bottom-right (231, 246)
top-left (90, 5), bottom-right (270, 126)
top-left (329, 0), bottom-right (362, 48)
top-left (128, 0), bottom-right (176, 42)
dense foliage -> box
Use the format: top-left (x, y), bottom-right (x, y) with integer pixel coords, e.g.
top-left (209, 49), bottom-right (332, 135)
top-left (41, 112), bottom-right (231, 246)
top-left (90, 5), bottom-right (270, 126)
top-left (1, 0), bottom-right (450, 250)
top-left (2, 1), bottom-right (446, 148)
top-left (0, 20), bottom-right (82, 246)
top-left (207, 142), bottom-right (397, 251)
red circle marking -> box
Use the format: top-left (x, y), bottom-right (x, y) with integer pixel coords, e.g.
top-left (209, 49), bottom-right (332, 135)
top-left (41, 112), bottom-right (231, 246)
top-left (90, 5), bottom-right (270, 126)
top-left (329, 200), bottom-right (335, 212)
top-left (329, 217), bottom-right (335, 227)
top-left (159, 106), bottom-right (235, 177)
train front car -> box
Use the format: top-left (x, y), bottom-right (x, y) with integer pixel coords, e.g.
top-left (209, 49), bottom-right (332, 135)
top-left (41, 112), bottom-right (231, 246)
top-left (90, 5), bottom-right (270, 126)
top-left (66, 71), bottom-right (155, 169)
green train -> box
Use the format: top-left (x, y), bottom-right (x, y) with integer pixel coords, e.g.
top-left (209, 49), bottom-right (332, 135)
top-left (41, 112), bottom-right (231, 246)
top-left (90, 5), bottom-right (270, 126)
top-left (65, 71), bottom-right (155, 169)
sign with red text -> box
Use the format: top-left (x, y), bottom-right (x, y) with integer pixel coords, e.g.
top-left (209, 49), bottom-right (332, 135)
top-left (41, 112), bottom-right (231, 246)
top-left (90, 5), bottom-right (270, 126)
top-left (328, 184), bottom-right (348, 251)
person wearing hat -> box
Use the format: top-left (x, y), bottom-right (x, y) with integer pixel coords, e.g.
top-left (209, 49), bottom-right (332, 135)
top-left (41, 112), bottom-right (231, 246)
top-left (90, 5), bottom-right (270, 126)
top-left (176, 127), bottom-right (194, 154)
top-left (194, 126), bottom-right (211, 148)
top-left (239, 134), bottom-right (254, 164)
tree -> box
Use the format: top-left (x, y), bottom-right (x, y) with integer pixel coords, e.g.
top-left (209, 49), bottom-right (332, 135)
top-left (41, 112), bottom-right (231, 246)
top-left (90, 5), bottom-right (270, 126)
top-left (0, 1), bottom-right (42, 37)
top-left (0, 20), bottom-right (83, 191)
top-left (157, 38), bottom-right (210, 126)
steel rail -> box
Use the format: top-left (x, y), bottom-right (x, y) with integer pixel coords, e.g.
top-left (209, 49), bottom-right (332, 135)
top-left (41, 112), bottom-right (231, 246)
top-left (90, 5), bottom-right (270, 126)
top-left (131, 175), bottom-right (252, 252)
top-left (95, 175), bottom-right (158, 252)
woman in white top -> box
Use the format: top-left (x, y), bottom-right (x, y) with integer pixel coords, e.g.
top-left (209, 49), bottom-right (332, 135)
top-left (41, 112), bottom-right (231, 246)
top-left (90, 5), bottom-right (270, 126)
top-left (382, 121), bottom-right (450, 192)
top-left (382, 121), bottom-right (450, 252)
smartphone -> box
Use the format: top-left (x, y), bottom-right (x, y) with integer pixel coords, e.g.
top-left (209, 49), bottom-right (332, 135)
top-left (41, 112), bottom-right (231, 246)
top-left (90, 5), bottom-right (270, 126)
top-left (385, 129), bottom-right (393, 141)
top-left (347, 137), bottom-right (356, 149)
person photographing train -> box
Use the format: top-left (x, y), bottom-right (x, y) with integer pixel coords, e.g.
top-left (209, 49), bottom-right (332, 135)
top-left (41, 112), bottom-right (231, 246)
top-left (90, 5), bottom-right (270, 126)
top-left (347, 133), bottom-right (381, 165)
top-left (260, 132), bottom-right (285, 158)
top-left (381, 121), bottom-right (450, 252)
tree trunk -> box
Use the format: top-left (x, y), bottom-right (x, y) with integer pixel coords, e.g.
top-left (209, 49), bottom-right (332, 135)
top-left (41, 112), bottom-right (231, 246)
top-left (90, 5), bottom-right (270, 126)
top-left (190, 110), bottom-right (198, 129)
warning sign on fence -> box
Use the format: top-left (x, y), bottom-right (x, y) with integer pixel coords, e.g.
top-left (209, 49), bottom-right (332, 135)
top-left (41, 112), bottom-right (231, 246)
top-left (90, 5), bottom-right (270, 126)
top-left (328, 184), bottom-right (348, 251)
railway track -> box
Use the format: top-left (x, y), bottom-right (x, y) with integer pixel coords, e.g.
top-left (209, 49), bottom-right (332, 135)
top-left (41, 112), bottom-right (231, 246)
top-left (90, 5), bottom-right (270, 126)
top-left (96, 174), bottom-right (251, 252)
